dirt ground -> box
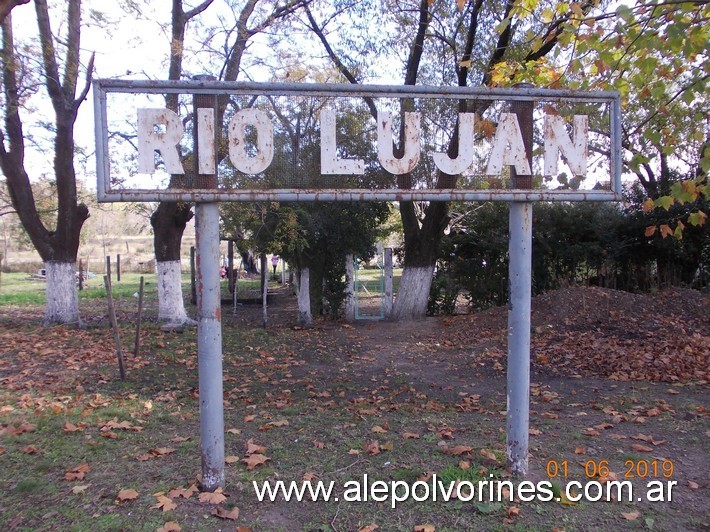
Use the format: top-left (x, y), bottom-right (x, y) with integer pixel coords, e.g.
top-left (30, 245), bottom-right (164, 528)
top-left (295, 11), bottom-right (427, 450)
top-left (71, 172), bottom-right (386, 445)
top-left (1, 284), bottom-right (708, 530)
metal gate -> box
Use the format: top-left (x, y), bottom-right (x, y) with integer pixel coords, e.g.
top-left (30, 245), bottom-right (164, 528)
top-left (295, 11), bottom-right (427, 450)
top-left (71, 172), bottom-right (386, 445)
top-left (354, 256), bottom-right (384, 320)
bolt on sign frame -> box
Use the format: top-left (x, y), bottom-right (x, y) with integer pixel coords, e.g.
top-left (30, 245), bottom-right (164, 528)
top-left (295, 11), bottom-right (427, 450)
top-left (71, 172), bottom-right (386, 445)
top-left (93, 79), bottom-right (622, 487)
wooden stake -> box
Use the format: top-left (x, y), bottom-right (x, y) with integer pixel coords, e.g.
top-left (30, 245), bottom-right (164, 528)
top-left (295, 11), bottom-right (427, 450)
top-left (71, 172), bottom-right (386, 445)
top-left (134, 276), bottom-right (145, 356)
top-left (104, 275), bottom-right (125, 380)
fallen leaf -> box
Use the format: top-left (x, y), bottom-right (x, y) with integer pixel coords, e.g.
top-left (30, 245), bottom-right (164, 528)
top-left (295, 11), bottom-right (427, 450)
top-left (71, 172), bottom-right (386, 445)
top-left (151, 495), bottom-right (177, 512)
top-left (574, 446), bottom-right (586, 455)
top-left (529, 428), bottom-right (542, 436)
top-left (358, 526), bottom-right (379, 532)
top-left (71, 484), bottom-right (90, 494)
top-left (157, 522), bottom-right (181, 532)
top-left (64, 463), bottom-right (90, 481)
top-left (414, 525), bottom-right (435, 532)
top-left (631, 444), bottom-right (653, 453)
top-left (688, 481), bottom-right (699, 490)
top-left (364, 441), bottom-right (380, 455)
top-left (507, 506), bottom-right (521, 518)
top-left (303, 472), bottom-right (318, 481)
top-left (242, 453), bottom-right (270, 470)
top-left (446, 445), bottom-right (473, 456)
top-left (245, 439), bottom-right (267, 455)
top-left (371, 425), bottom-right (387, 433)
top-left (199, 487), bottom-right (227, 504)
top-left (211, 506), bottom-right (239, 520)
top-left (64, 421), bottom-right (83, 432)
top-left (225, 455), bottom-right (240, 464)
top-left (116, 488), bottom-right (139, 501)
top-left (167, 485), bottom-right (198, 499)
top-left (402, 432), bottom-right (420, 439)
top-left (20, 445), bottom-right (40, 454)
top-left (622, 511), bottom-right (640, 521)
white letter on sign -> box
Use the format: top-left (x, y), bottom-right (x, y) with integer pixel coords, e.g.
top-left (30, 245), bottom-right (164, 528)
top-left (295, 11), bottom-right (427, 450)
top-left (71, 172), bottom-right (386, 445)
top-left (485, 113), bottom-right (531, 176)
top-left (137, 108), bottom-right (185, 174)
top-left (432, 113), bottom-right (476, 174)
top-left (197, 108), bottom-right (216, 174)
top-left (228, 109), bottom-right (274, 174)
top-left (544, 114), bottom-right (588, 176)
top-left (377, 111), bottom-right (420, 174)
top-left (320, 110), bottom-right (364, 175)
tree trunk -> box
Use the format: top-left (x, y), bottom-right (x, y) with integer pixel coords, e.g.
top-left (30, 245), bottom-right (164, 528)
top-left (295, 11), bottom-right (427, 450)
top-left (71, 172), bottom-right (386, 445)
top-left (392, 263), bottom-right (435, 320)
top-left (392, 200), bottom-right (448, 319)
top-left (294, 267), bottom-right (312, 325)
top-left (151, 201), bottom-right (194, 324)
top-left (44, 261), bottom-right (80, 325)
top-left (156, 260), bottom-right (194, 324)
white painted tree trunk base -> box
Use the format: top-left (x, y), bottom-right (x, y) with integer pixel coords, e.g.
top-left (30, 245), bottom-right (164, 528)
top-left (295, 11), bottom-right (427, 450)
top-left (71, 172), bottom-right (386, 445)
top-left (294, 267), bottom-right (312, 325)
top-left (392, 264), bottom-right (435, 321)
top-left (44, 261), bottom-right (81, 325)
top-left (157, 260), bottom-right (196, 325)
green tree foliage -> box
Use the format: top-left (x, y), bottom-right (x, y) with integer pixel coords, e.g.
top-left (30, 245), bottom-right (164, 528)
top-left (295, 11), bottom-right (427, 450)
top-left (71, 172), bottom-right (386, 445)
top-left (487, 0), bottom-right (708, 235)
top-left (429, 193), bottom-right (709, 314)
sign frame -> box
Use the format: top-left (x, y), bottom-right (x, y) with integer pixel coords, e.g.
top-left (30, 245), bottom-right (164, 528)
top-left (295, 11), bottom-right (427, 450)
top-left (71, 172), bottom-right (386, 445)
top-left (93, 79), bottom-right (622, 203)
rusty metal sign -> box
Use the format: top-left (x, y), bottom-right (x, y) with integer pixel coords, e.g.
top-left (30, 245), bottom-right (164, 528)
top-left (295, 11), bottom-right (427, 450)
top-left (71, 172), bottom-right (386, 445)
top-left (93, 80), bottom-right (621, 203)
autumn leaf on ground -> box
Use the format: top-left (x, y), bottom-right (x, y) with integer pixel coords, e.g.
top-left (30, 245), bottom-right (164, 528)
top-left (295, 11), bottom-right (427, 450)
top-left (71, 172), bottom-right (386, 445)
top-left (245, 439), bottom-right (267, 455)
top-left (157, 522), bottom-right (181, 532)
top-left (71, 484), bottom-right (90, 495)
top-left (529, 428), bottom-right (542, 436)
top-left (507, 506), bottom-right (521, 518)
top-left (211, 505), bottom-right (239, 520)
top-left (688, 481), bottom-right (699, 490)
top-left (64, 421), bottom-right (83, 432)
top-left (380, 441), bottom-right (394, 452)
top-left (402, 432), bottom-right (420, 439)
top-left (100, 419), bottom-right (142, 432)
top-left (313, 440), bottom-right (325, 449)
top-left (198, 487), bottom-right (227, 504)
top-left (64, 463), bottom-right (90, 481)
top-left (574, 446), bottom-right (586, 455)
top-left (170, 436), bottom-right (190, 443)
top-left (225, 455), bottom-right (240, 464)
top-left (364, 441), bottom-right (381, 455)
top-left (116, 488), bottom-right (139, 502)
top-left (444, 445), bottom-right (473, 456)
top-left (20, 445), bottom-right (40, 454)
top-left (414, 525), bottom-right (435, 532)
top-left (371, 425), bottom-right (387, 433)
top-left (631, 443), bottom-right (654, 452)
top-left (243, 453), bottom-right (270, 470)
top-left (303, 472), bottom-right (318, 481)
top-left (167, 485), bottom-right (198, 499)
top-left (358, 525), bottom-right (379, 532)
top-left (622, 511), bottom-right (640, 521)
top-left (151, 495), bottom-right (177, 512)
top-left (582, 428), bottom-right (600, 436)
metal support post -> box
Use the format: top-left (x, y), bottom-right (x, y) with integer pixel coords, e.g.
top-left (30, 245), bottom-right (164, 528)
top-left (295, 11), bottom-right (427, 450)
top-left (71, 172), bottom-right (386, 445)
top-left (507, 85), bottom-right (534, 476)
top-left (506, 202), bottom-right (533, 475)
top-left (196, 202), bottom-right (224, 491)
top-left (192, 75), bottom-right (224, 491)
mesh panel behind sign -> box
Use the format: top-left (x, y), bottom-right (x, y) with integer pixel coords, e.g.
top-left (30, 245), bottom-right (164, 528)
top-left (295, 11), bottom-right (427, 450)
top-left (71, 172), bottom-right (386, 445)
top-left (95, 81), bottom-right (621, 202)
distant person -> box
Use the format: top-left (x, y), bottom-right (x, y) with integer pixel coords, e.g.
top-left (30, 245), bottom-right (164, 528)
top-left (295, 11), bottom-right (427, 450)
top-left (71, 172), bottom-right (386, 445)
top-left (271, 255), bottom-right (279, 278)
